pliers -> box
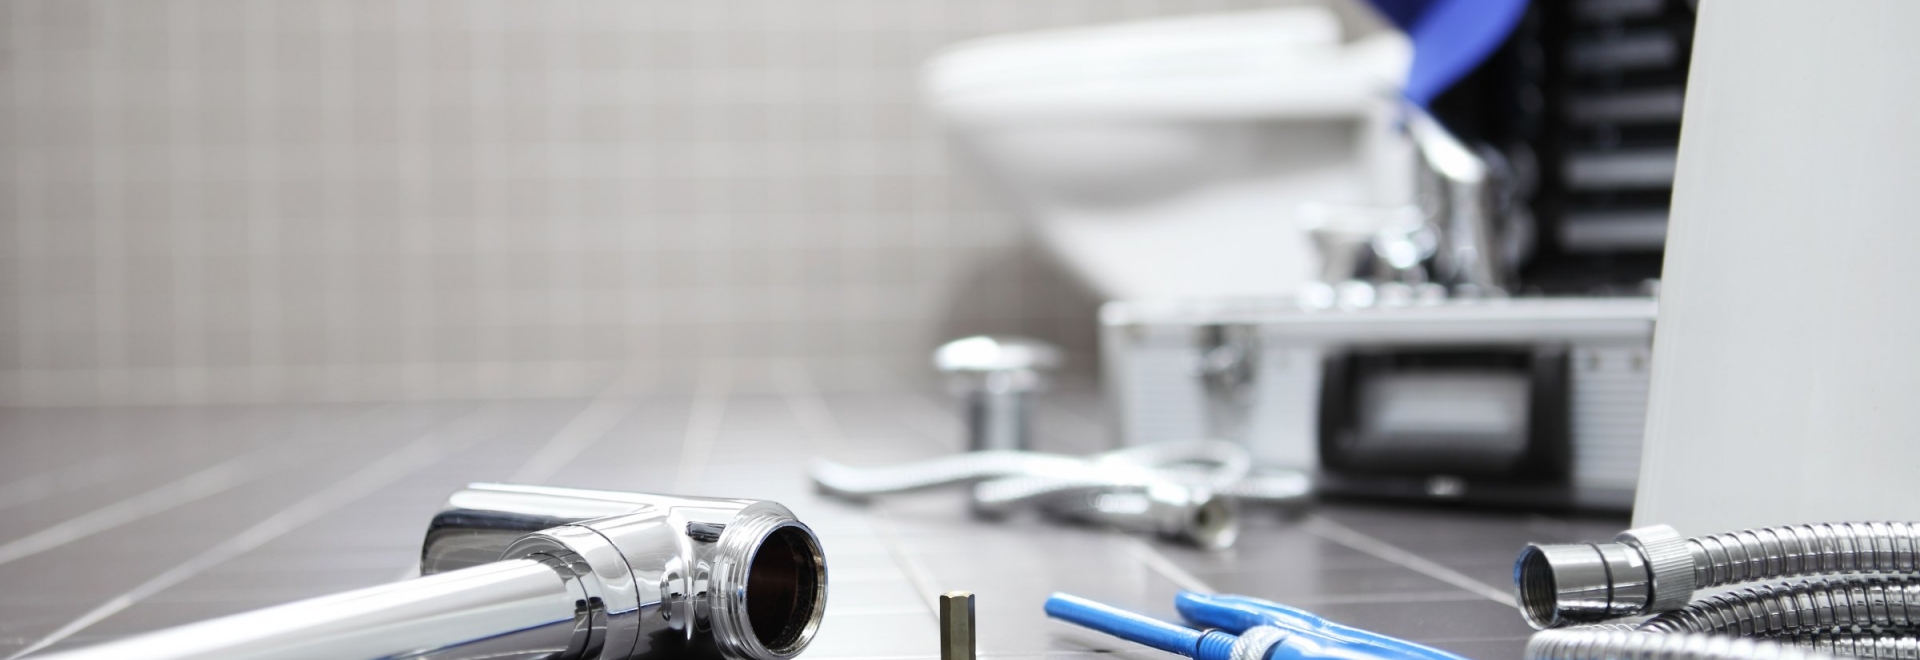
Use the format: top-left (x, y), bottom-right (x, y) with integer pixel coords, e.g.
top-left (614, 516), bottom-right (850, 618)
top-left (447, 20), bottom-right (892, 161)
top-left (1045, 591), bottom-right (1471, 660)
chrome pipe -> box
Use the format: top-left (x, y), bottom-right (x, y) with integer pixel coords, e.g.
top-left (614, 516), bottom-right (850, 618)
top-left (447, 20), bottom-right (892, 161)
top-left (34, 485), bottom-right (828, 660)
top-left (422, 482), bottom-right (721, 574)
top-left (426, 483), bottom-right (828, 660)
top-left (31, 558), bottom-right (590, 660)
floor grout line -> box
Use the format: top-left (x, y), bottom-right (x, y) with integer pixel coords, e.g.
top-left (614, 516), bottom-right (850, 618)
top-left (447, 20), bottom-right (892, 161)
top-left (1269, 590), bottom-right (1504, 605)
top-left (1117, 536), bottom-right (1214, 594)
top-left (780, 362), bottom-right (942, 620)
top-left (0, 404), bottom-right (394, 569)
top-left (869, 509), bottom-right (946, 619)
top-left (0, 453), bottom-right (131, 514)
top-left (393, 382), bottom-right (639, 581)
top-left (4, 403), bottom-right (506, 659)
top-left (902, 391), bottom-right (966, 453)
top-left (1303, 515), bottom-right (1518, 608)
top-left (671, 362), bottom-right (733, 494)
top-left (507, 370), bottom-right (640, 485)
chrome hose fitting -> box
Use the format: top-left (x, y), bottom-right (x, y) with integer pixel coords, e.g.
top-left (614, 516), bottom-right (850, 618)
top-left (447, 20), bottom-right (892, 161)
top-left (1031, 484), bottom-right (1239, 550)
top-left (1526, 630), bottom-right (1837, 660)
top-left (1516, 522), bottom-right (1920, 629)
top-left (1516, 524), bottom-right (1690, 629)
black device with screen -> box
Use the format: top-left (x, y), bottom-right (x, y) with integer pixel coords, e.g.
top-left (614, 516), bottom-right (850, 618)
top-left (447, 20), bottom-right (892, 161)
top-left (1316, 347), bottom-right (1573, 505)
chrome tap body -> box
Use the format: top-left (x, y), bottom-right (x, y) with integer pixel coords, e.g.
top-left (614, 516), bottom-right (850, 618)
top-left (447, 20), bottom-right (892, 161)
top-left (32, 484), bottom-right (827, 660)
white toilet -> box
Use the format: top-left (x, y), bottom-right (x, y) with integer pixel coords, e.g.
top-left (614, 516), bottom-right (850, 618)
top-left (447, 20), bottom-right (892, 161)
top-left (924, 3), bottom-right (1415, 300)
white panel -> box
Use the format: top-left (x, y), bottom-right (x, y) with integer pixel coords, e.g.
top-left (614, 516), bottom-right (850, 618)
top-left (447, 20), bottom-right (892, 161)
top-left (1633, 0), bottom-right (1920, 534)
top-left (1246, 347), bottom-right (1322, 470)
top-left (1570, 346), bottom-right (1651, 492)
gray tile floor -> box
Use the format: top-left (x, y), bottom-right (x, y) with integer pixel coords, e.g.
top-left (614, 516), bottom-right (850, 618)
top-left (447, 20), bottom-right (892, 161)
top-left (0, 365), bottom-right (1629, 659)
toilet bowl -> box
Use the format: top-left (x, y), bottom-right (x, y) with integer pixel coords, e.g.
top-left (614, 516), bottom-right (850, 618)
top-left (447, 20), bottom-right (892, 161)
top-left (924, 3), bottom-right (1414, 300)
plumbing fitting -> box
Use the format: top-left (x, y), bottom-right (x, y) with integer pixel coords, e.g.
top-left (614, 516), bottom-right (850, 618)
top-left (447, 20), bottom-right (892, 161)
top-left (1515, 522), bottom-right (1920, 629)
top-left (1196, 324), bottom-right (1261, 444)
top-left (1525, 629), bottom-right (1837, 660)
top-left (809, 440), bottom-right (1309, 548)
top-left (35, 484), bottom-right (827, 660)
top-left (935, 335), bottom-right (1063, 452)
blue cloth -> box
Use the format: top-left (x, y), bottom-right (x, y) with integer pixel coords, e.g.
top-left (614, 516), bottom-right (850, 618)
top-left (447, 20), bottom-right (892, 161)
top-left (1368, 0), bottom-right (1530, 107)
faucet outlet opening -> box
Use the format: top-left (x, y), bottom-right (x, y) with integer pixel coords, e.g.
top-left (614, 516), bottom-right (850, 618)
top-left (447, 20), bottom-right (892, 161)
top-left (746, 525), bottom-right (826, 655)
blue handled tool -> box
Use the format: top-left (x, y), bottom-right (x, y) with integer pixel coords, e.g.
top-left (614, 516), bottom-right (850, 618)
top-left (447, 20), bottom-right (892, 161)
top-left (1045, 591), bottom-right (1470, 660)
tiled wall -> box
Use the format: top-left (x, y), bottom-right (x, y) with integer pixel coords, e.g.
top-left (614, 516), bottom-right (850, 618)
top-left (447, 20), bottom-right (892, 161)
top-left (1, 0), bottom-right (1281, 405)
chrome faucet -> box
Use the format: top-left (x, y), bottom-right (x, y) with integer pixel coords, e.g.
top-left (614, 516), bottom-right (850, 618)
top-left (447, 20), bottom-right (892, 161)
top-left (32, 484), bottom-right (828, 660)
top-left (1404, 102), bottom-right (1517, 294)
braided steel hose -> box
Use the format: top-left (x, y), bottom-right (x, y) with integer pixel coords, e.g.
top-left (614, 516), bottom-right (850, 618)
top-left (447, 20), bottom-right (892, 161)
top-left (1517, 523), bottom-right (1920, 628)
top-left (1527, 629), bottom-right (1838, 660)
top-left (1639, 577), bottom-right (1920, 636)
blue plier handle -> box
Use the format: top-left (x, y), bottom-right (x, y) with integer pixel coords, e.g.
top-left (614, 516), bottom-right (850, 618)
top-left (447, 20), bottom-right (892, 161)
top-left (1176, 592), bottom-right (1471, 660)
top-left (1045, 591), bottom-right (1470, 660)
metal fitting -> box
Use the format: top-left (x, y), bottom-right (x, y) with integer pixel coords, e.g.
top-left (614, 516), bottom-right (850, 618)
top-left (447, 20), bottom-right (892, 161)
top-left (1514, 524), bottom-right (1690, 629)
top-left (935, 335), bottom-right (1062, 452)
top-left (430, 483), bottom-right (828, 660)
top-left (1036, 484), bottom-right (1239, 550)
top-left (1516, 521), bottom-right (1920, 630)
top-left (37, 484), bottom-right (827, 660)
top-left (1514, 538), bottom-right (1654, 629)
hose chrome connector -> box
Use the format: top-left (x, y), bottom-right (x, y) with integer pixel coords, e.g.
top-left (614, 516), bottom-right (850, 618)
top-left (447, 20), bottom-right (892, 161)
top-left (1514, 524), bottom-right (1692, 629)
top-left (1031, 484), bottom-right (1238, 550)
top-left (1516, 521), bottom-right (1920, 630)
top-left (1615, 525), bottom-right (1695, 612)
top-left (1515, 538), bottom-right (1653, 629)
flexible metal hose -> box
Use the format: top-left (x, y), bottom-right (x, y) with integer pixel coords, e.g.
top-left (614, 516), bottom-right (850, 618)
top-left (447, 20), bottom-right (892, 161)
top-left (1527, 629), bottom-right (1837, 660)
top-left (809, 441), bottom-right (1254, 496)
top-left (1517, 522), bottom-right (1920, 628)
top-left (809, 450), bottom-right (1090, 497)
top-left (1774, 632), bottom-right (1920, 658)
top-left (1685, 523), bottom-right (1920, 589)
top-left (810, 440), bottom-right (1303, 547)
top-left (1639, 577), bottom-right (1920, 636)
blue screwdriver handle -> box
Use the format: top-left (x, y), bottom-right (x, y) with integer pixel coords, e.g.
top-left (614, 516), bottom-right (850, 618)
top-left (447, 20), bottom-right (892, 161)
top-left (1174, 592), bottom-right (1472, 660)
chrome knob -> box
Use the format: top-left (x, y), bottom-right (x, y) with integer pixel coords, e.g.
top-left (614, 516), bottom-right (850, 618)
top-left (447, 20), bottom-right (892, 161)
top-left (934, 335), bottom-right (1063, 452)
